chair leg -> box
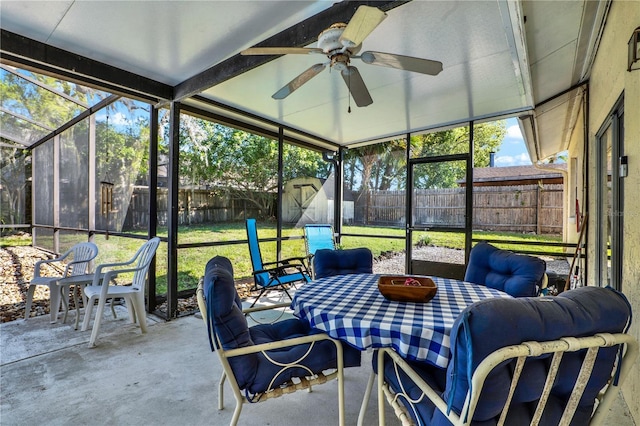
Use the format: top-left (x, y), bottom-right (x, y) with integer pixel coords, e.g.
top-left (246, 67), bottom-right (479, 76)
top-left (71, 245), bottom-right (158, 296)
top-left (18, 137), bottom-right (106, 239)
top-left (378, 353), bottom-right (387, 426)
top-left (218, 371), bottom-right (227, 410)
top-left (230, 403), bottom-right (242, 426)
top-left (69, 285), bottom-right (82, 330)
top-left (281, 285), bottom-right (293, 301)
top-left (249, 288), bottom-right (268, 309)
top-left (49, 283), bottom-right (61, 324)
top-left (230, 388), bottom-right (244, 426)
top-left (74, 290), bottom-right (82, 331)
top-left (61, 284), bottom-right (71, 324)
top-left (358, 370), bottom-right (376, 426)
top-left (81, 296), bottom-right (96, 332)
top-left (24, 285), bottom-right (36, 320)
top-left (110, 299), bottom-right (118, 319)
top-left (125, 296), bottom-right (137, 324)
top-left (130, 293), bottom-right (147, 334)
top-left (88, 297), bottom-right (107, 347)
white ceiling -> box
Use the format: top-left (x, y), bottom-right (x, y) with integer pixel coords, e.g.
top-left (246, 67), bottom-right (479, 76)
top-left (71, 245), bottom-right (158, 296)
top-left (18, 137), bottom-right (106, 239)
top-left (0, 0), bottom-right (605, 153)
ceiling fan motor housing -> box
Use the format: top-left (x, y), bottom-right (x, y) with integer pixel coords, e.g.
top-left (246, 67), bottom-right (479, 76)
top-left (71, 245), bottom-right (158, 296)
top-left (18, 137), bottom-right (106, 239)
top-left (318, 23), bottom-right (361, 71)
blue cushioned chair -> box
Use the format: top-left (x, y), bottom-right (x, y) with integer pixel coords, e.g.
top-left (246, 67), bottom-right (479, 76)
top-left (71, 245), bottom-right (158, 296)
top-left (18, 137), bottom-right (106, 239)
top-left (372, 286), bottom-right (638, 426)
top-left (245, 218), bottom-right (310, 306)
top-left (464, 241), bottom-right (546, 297)
top-left (313, 247), bottom-right (373, 279)
top-left (197, 256), bottom-right (361, 426)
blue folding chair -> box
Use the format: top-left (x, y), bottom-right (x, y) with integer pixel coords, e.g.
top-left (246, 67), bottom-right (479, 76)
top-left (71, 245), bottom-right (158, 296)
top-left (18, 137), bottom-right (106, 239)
top-left (245, 219), bottom-right (311, 307)
top-left (304, 224), bottom-right (336, 278)
top-left (304, 224), bottom-right (336, 256)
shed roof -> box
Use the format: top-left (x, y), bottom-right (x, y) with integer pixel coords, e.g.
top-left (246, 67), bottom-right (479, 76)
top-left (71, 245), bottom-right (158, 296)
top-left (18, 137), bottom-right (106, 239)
top-left (472, 164), bottom-right (566, 183)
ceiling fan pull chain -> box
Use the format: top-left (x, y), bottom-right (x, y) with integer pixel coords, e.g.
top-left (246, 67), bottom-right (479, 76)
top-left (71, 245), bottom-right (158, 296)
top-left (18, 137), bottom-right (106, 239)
top-left (348, 72), bottom-right (352, 113)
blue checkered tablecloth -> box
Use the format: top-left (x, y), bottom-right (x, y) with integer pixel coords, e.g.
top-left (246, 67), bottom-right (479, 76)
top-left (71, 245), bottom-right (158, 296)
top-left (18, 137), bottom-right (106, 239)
top-left (291, 273), bottom-right (511, 368)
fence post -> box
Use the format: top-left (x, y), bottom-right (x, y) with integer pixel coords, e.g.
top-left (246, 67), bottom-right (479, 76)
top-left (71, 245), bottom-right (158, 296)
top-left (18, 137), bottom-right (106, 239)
top-left (536, 184), bottom-right (542, 235)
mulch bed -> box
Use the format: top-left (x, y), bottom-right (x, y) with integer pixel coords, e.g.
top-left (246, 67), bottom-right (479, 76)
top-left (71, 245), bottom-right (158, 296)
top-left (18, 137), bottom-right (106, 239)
top-left (0, 245), bottom-right (261, 323)
top-left (1, 244), bottom-right (398, 323)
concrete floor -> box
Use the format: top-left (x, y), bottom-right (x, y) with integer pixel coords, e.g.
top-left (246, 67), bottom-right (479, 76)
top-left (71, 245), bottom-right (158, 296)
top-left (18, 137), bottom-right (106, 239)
top-left (1, 304), bottom-right (635, 426)
top-left (0, 304), bottom-right (398, 426)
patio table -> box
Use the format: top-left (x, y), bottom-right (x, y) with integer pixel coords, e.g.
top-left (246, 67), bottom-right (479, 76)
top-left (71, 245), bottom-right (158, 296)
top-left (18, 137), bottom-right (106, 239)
top-left (290, 273), bottom-right (511, 368)
top-left (53, 273), bottom-right (96, 330)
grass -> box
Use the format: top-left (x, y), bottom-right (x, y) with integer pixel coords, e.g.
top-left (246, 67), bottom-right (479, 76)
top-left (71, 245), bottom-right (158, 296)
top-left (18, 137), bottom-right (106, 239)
top-left (170, 224), bottom-right (563, 294)
top-left (0, 233), bottom-right (32, 247)
top-left (2, 223), bottom-right (563, 296)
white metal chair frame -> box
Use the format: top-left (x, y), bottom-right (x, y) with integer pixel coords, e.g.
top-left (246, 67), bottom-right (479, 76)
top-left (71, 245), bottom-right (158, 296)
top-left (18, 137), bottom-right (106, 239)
top-left (369, 333), bottom-right (638, 426)
top-left (196, 280), bottom-right (347, 426)
top-left (81, 237), bottom-right (159, 348)
top-left (24, 242), bottom-right (98, 323)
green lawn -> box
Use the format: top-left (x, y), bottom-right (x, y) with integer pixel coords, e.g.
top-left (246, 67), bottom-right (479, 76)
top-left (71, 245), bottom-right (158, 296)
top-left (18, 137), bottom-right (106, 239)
top-left (172, 223), bottom-right (562, 294)
top-left (2, 223), bottom-right (562, 296)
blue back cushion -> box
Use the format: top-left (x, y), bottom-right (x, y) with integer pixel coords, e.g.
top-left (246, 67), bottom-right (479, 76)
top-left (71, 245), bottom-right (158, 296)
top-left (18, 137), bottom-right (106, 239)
top-left (203, 256), bottom-right (257, 389)
top-left (464, 242), bottom-right (546, 297)
top-left (438, 286), bottom-right (632, 425)
top-left (313, 247), bottom-right (373, 279)
top-left (204, 255), bottom-right (362, 396)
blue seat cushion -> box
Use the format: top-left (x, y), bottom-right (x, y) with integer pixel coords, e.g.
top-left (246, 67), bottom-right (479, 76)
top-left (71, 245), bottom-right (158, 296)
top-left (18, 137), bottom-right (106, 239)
top-left (380, 286), bottom-right (632, 425)
top-left (313, 248), bottom-right (373, 279)
top-left (464, 242), bottom-right (546, 297)
top-left (204, 256), bottom-right (361, 396)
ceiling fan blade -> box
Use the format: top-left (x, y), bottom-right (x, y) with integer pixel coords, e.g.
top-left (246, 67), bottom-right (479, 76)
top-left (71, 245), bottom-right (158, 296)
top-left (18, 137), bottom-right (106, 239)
top-left (242, 47), bottom-right (323, 55)
top-left (360, 51), bottom-right (443, 76)
top-left (272, 63), bottom-right (327, 99)
top-left (339, 6), bottom-right (387, 48)
top-left (341, 66), bottom-right (373, 107)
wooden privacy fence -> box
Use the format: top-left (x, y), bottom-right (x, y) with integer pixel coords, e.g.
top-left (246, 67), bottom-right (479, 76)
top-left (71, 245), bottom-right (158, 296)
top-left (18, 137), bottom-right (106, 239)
top-left (123, 187), bottom-right (269, 229)
top-left (123, 184), bottom-right (563, 235)
top-left (356, 184), bottom-right (563, 235)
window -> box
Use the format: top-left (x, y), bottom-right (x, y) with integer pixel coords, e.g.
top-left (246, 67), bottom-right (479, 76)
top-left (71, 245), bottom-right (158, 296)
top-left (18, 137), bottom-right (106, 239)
top-left (596, 96), bottom-right (624, 290)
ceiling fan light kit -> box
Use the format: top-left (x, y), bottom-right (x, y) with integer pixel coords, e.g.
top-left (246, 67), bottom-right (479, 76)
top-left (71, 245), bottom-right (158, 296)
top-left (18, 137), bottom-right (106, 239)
top-left (241, 5), bottom-right (443, 108)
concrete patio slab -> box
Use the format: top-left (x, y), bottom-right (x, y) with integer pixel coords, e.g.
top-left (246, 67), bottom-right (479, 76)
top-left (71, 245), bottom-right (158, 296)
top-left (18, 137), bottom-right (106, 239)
top-left (1, 305), bottom-right (634, 425)
top-left (0, 309), bottom-right (397, 426)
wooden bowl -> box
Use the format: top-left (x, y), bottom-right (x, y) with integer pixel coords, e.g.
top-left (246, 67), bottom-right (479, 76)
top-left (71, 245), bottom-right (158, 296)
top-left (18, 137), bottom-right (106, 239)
top-left (378, 275), bottom-right (438, 303)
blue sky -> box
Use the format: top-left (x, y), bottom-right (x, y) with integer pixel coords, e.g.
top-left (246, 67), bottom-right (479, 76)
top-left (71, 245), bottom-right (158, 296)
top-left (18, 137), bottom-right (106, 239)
top-left (494, 117), bottom-right (532, 167)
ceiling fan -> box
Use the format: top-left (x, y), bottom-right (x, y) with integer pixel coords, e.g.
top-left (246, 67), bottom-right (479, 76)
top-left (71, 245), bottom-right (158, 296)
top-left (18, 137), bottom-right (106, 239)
top-left (241, 5), bottom-right (443, 108)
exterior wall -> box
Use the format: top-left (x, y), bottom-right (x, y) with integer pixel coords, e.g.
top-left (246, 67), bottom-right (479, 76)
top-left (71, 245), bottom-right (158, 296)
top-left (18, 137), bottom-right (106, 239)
top-left (565, 104), bottom-right (586, 247)
top-left (587, 0), bottom-right (640, 419)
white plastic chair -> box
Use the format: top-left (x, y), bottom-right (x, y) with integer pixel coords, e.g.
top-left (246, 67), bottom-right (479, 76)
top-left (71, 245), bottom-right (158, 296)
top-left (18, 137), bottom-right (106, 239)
top-left (81, 237), bottom-right (160, 348)
top-left (24, 242), bottom-right (98, 323)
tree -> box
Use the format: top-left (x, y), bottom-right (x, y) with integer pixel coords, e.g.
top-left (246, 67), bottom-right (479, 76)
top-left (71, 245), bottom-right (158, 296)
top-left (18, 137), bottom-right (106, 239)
top-left (168, 115), bottom-right (330, 219)
top-left (0, 70), bottom-right (90, 228)
top-left (0, 147), bottom-right (30, 229)
top-left (410, 122), bottom-right (506, 189)
top-left (343, 121), bottom-right (506, 191)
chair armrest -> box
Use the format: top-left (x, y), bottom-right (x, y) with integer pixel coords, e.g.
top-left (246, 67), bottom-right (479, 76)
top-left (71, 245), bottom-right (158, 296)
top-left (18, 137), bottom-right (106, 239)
top-left (262, 256), bottom-right (308, 267)
top-left (94, 260), bottom-right (136, 271)
top-left (252, 263), bottom-right (307, 277)
top-left (224, 332), bottom-right (342, 359)
top-left (91, 265), bottom-right (143, 288)
top-left (377, 348), bottom-right (459, 425)
top-left (281, 256), bottom-right (309, 264)
top-left (33, 257), bottom-right (65, 277)
top-left (242, 302), bottom-right (291, 315)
